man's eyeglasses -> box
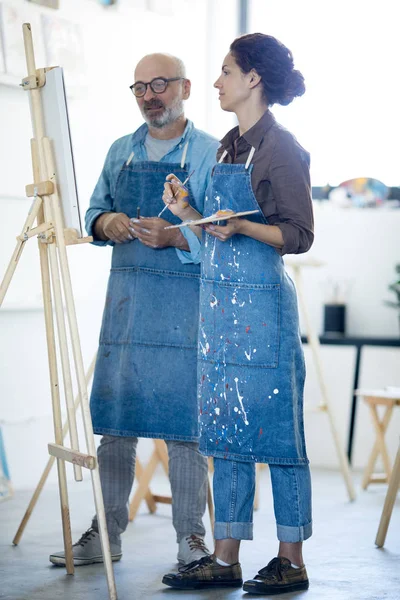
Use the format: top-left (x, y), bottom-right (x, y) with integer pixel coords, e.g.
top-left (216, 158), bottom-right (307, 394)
top-left (130, 77), bottom-right (184, 98)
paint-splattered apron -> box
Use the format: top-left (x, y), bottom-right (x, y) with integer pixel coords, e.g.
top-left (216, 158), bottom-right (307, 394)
top-left (199, 148), bottom-right (308, 464)
top-left (90, 146), bottom-right (201, 441)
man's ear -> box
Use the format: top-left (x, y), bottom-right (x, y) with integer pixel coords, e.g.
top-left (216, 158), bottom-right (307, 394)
top-left (248, 69), bottom-right (261, 89)
top-left (182, 78), bottom-right (191, 100)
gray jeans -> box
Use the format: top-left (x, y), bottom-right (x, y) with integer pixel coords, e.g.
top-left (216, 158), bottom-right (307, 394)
top-left (92, 436), bottom-right (208, 543)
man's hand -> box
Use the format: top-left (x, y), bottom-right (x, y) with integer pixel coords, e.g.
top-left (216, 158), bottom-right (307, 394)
top-left (130, 217), bottom-right (189, 250)
top-left (95, 212), bottom-right (135, 243)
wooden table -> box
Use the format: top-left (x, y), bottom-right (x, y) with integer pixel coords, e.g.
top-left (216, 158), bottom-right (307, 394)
top-left (301, 336), bottom-right (400, 462)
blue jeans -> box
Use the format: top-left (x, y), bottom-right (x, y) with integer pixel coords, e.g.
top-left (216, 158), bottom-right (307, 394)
top-left (213, 459), bottom-right (312, 543)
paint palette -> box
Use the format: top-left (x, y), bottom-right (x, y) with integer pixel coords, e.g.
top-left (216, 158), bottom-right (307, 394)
top-left (164, 209), bottom-right (260, 229)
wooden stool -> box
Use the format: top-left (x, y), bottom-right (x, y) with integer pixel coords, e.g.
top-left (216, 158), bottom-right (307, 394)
top-left (355, 389), bottom-right (400, 489)
top-left (129, 439), bottom-right (214, 528)
top-left (375, 439), bottom-right (400, 547)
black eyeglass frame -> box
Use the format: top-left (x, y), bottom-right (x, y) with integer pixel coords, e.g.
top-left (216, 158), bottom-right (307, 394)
top-left (129, 77), bottom-right (184, 97)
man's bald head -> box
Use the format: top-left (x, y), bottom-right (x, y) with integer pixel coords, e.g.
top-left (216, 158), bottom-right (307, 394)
top-left (134, 53), bottom-right (186, 81)
top-left (133, 53), bottom-right (190, 130)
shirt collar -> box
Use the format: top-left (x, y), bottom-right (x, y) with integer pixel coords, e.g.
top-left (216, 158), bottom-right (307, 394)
top-left (219, 110), bottom-right (276, 153)
top-left (243, 110), bottom-right (276, 150)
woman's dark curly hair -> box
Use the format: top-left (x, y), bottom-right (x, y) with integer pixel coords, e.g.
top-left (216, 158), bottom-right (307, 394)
top-left (230, 33), bottom-right (305, 106)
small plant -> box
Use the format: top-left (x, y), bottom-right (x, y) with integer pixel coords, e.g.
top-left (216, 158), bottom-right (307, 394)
top-left (385, 264), bottom-right (400, 336)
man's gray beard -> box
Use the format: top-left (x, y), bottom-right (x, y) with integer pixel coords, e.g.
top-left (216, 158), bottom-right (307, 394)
top-left (143, 98), bottom-right (184, 129)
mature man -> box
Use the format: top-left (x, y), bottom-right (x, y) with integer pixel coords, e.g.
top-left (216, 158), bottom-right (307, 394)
top-left (50, 53), bottom-right (218, 567)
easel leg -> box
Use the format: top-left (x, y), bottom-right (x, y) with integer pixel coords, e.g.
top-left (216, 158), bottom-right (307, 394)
top-left (0, 194), bottom-right (42, 305)
top-left (375, 444), bottom-right (400, 547)
top-left (293, 266), bottom-right (356, 501)
top-left (37, 225), bottom-right (74, 574)
top-left (47, 243), bottom-right (82, 482)
top-left (41, 138), bottom-right (117, 599)
top-left (26, 131), bottom-right (75, 572)
top-left (12, 355), bottom-right (97, 546)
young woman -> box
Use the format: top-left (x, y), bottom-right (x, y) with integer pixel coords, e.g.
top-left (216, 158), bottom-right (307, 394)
top-left (161, 33), bottom-right (314, 595)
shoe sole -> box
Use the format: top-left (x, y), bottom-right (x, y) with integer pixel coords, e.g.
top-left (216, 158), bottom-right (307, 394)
top-left (177, 554), bottom-right (210, 566)
top-left (49, 554), bottom-right (122, 567)
top-left (162, 576), bottom-right (243, 590)
top-left (243, 580), bottom-right (309, 594)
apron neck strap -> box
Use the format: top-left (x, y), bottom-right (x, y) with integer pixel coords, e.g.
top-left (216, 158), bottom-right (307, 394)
top-left (245, 146), bottom-right (256, 170)
top-left (180, 141), bottom-right (189, 169)
top-left (218, 147), bottom-right (256, 169)
top-left (218, 150), bottom-right (228, 163)
top-left (126, 151), bottom-right (134, 166)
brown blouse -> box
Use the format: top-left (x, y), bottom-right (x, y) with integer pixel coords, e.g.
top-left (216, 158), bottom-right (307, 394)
top-left (217, 110), bottom-right (314, 255)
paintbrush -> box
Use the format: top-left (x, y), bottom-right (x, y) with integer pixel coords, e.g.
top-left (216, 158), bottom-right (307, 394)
top-left (157, 170), bottom-right (195, 218)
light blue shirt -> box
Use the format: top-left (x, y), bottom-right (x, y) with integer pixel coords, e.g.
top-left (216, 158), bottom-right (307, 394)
top-left (85, 119), bottom-right (219, 264)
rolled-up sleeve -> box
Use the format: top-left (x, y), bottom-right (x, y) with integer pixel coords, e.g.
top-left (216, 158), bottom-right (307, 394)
top-left (85, 149), bottom-right (115, 247)
top-left (176, 227), bottom-right (202, 264)
top-left (269, 133), bottom-right (314, 255)
top-left (175, 138), bottom-right (218, 264)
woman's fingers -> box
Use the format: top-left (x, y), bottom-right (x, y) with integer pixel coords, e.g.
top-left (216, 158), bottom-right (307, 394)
top-left (164, 174), bottom-right (183, 199)
top-left (163, 182), bottom-right (177, 203)
top-left (166, 173), bottom-right (182, 184)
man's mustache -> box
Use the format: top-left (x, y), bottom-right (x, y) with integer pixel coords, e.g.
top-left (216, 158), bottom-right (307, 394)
top-left (144, 99), bottom-right (165, 111)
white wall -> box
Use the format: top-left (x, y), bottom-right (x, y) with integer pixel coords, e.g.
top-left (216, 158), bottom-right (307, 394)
top-left (0, 0), bottom-right (399, 494)
top-left (249, 0), bottom-right (400, 186)
top-left (0, 0), bottom-right (238, 491)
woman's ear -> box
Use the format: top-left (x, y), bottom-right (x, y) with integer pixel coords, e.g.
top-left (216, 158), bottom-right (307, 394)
top-left (248, 69), bottom-right (261, 89)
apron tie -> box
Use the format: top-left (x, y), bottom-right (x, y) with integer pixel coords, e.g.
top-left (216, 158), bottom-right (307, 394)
top-left (245, 146), bottom-right (256, 170)
top-left (218, 147), bottom-right (255, 169)
top-left (126, 151), bottom-right (134, 166)
top-left (180, 142), bottom-right (189, 168)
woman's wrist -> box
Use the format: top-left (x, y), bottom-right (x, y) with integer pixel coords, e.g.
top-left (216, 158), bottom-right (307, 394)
top-left (175, 204), bottom-right (195, 221)
top-left (236, 218), bottom-right (249, 236)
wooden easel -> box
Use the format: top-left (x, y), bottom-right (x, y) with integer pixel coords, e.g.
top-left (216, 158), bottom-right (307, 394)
top-left (285, 258), bottom-right (356, 501)
top-left (12, 355), bottom-right (214, 537)
top-left (0, 24), bottom-right (117, 599)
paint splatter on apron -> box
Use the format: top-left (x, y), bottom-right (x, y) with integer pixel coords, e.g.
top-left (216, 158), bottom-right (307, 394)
top-left (199, 148), bottom-right (308, 464)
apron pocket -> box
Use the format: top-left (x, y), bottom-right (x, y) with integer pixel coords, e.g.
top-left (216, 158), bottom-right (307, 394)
top-left (199, 279), bottom-right (280, 368)
top-left (100, 267), bottom-right (199, 348)
top-left (100, 269), bottom-right (138, 344)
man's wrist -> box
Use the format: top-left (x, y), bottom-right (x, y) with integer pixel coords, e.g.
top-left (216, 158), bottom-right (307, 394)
top-left (171, 229), bottom-right (190, 251)
top-left (93, 212), bottom-right (113, 240)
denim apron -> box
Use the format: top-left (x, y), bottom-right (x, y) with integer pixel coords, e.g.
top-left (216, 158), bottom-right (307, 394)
top-left (90, 144), bottom-right (201, 441)
top-left (199, 148), bottom-right (308, 464)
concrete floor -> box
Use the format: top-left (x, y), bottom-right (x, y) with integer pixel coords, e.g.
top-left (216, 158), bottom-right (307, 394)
top-left (0, 468), bottom-right (399, 600)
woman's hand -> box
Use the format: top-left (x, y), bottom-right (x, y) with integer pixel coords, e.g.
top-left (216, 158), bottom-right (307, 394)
top-left (204, 218), bottom-right (246, 242)
top-left (205, 219), bottom-right (285, 249)
top-left (162, 174), bottom-right (191, 219)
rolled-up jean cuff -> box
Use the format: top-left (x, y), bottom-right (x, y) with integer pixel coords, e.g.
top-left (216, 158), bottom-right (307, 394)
top-left (214, 521), bottom-right (253, 540)
top-left (277, 521), bottom-right (313, 543)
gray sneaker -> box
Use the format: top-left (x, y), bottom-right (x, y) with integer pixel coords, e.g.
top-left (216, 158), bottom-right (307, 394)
top-left (177, 534), bottom-right (210, 566)
top-left (49, 527), bottom-right (122, 566)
